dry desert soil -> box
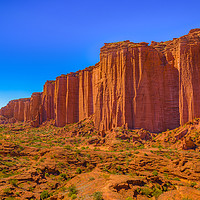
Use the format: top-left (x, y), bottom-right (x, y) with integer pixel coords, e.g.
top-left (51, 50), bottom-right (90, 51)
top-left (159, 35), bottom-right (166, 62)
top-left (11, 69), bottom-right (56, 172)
top-left (0, 117), bottom-right (200, 200)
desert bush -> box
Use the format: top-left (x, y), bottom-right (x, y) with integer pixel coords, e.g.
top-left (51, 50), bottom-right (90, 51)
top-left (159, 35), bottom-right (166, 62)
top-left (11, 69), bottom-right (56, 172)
top-left (152, 170), bottom-right (158, 176)
top-left (60, 173), bottom-right (67, 179)
top-left (173, 177), bottom-right (180, 181)
top-left (40, 190), bottom-right (50, 199)
top-left (71, 194), bottom-right (77, 199)
top-left (141, 187), bottom-right (153, 197)
top-left (152, 187), bottom-right (162, 197)
top-left (76, 167), bottom-right (82, 174)
top-left (68, 185), bottom-right (78, 197)
top-left (9, 179), bottom-right (18, 187)
top-left (3, 187), bottom-right (11, 195)
top-left (89, 177), bottom-right (95, 181)
top-left (126, 197), bottom-right (133, 200)
top-left (190, 182), bottom-right (197, 187)
top-left (93, 191), bottom-right (103, 200)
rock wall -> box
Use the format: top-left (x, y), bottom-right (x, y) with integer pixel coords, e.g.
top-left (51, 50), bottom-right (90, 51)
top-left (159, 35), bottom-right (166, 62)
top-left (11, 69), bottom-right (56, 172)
top-left (1, 29), bottom-right (200, 132)
top-left (0, 98), bottom-right (30, 121)
top-left (42, 81), bottom-right (55, 122)
top-left (55, 75), bottom-right (67, 127)
top-left (54, 74), bottom-right (79, 126)
top-left (93, 41), bottom-right (179, 132)
top-left (66, 74), bottom-right (79, 124)
top-left (79, 69), bottom-right (93, 121)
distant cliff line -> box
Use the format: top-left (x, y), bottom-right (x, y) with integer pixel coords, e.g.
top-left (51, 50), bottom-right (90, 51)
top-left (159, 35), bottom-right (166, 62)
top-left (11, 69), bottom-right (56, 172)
top-left (1, 28), bottom-right (200, 132)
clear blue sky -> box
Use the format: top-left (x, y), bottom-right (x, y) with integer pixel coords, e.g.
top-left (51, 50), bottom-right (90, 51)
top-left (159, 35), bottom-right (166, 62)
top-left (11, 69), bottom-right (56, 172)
top-left (0, 0), bottom-right (200, 108)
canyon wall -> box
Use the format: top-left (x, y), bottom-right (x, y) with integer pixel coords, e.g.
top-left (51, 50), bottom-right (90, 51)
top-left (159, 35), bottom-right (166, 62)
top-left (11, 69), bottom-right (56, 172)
top-left (1, 29), bottom-right (200, 132)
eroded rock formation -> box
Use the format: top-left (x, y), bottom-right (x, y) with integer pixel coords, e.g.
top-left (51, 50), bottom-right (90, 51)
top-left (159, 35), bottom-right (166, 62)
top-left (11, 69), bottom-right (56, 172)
top-left (1, 29), bottom-right (200, 132)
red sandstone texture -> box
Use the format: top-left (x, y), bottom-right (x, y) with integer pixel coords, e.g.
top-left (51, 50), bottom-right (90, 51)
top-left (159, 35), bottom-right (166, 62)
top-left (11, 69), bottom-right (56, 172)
top-left (1, 29), bottom-right (200, 132)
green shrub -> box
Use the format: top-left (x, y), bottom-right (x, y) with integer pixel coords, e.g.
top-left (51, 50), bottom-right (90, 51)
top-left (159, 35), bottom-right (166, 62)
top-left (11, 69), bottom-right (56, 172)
top-left (152, 170), bottom-right (158, 176)
top-left (89, 177), bottom-right (95, 181)
top-left (40, 190), bottom-right (50, 199)
top-left (45, 172), bottom-right (49, 177)
top-left (173, 177), bottom-right (180, 181)
top-left (71, 194), bottom-right (77, 199)
top-left (152, 187), bottom-right (162, 197)
top-left (9, 179), bottom-right (18, 187)
top-left (61, 186), bottom-right (67, 192)
top-left (28, 186), bottom-right (34, 192)
top-left (190, 182), bottom-right (197, 187)
top-left (93, 191), bottom-right (103, 200)
top-left (141, 187), bottom-right (153, 197)
top-left (68, 185), bottom-right (78, 197)
top-left (64, 145), bottom-right (72, 150)
top-left (126, 197), bottom-right (134, 200)
top-left (33, 155), bottom-right (39, 161)
top-left (60, 173), bottom-right (67, 179)
top-left (76, 149), bottom-right (81, 154)
top-left (5, 197), bottom-right (15, 200)
top-left (76, 167), bottom-right (82, 174)
top-left (3, 188), bottom-right (11, 195)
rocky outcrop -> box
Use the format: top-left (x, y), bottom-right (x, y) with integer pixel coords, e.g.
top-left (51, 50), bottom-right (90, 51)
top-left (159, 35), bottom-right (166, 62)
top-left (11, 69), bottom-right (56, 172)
top-left (1, 29), bottom-right (200, 132)
top-left (181, 137), bottom-right (196, 150)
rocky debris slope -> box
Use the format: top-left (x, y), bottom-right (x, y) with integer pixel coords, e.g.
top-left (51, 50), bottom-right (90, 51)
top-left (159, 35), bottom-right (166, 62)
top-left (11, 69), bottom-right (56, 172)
top-left (0, 120), bottom-right (200, 199)
top-left (1, 29), bottom-right (200, 132)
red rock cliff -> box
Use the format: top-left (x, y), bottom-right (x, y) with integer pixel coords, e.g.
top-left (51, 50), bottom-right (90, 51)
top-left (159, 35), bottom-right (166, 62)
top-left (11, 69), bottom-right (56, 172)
top-left (1, 29), bottom-right (200, 132)
top-left (42, 81), bottom-right (55, 122)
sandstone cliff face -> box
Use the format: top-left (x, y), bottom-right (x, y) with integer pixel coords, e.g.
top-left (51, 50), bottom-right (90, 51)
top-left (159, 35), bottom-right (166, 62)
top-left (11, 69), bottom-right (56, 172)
top-left (79, 69), bottom-right (93, 121)
top-left (30, 93), bottom-right (42, 121)
top-left (162, 29), bottom-right (200, 126)
top-left (54, 74), bottom-right (79, 126)
top-left (93, 41), bottom-right (178, 132)
top-left (1, 29), bottom-right (200, 132)
top-left (42, 81), bottom-right (55, 122)
top-left (55, 75), bottom-right (67, 127)
top-left (0, 98), bottom-right (30, 121)
top-left (178, 34), bottom-right (200, 125)
top-left (66, 74), bottom-right (79, 124)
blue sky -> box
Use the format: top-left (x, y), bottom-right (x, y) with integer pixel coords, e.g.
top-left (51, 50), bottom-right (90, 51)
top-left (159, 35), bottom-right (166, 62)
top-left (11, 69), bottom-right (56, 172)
top-left (0, 0), bottom-right (200, 108)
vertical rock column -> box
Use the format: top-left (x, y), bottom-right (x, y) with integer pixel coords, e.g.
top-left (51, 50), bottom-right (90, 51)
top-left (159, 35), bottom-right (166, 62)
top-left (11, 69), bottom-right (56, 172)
top-left (24, 100), bottom-right (31, 122)
top-left (30, 93), bottom-right (42, 121)
top-left (123, 46), bottom-right (134, 129)
top-left (13, 101), bottom-right (19, 121)
top-left (178, 37), bottom-right (200, 125)
top-left (55, 75), bottom-right (67, 127)
top-left (66, 75), bottom-right (79, 123)
top-left (17, 100), bottom-right (26, 121)
top-left (42, 81), bottom-right (55, 122)
top-left (94, 43), bottom-right (131, 130)
top-left (163, 50), bottom-right (180, 130)
top-left (94, 42), bottom-right (168, 132)
top-left (13, 100), bottom-right (26, 121)
top-left (79, 70), bottom-right (93, 121)
top-left (132, 45), bottom-right (166, 132)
